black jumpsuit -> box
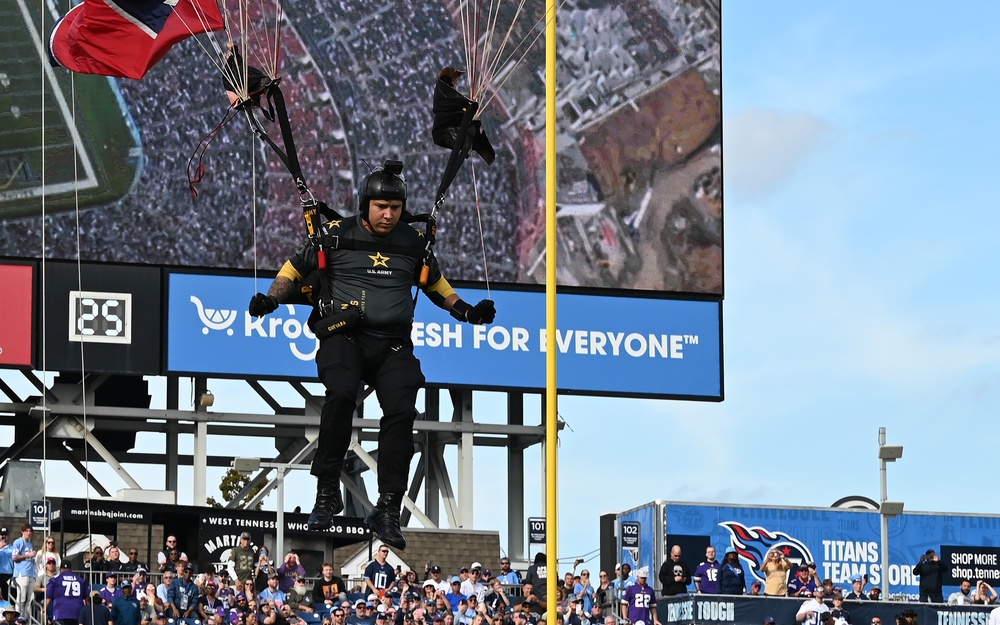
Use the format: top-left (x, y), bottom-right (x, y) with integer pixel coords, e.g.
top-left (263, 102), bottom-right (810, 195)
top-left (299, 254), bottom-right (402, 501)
top-left (279, 215), bottom-right (455, 494)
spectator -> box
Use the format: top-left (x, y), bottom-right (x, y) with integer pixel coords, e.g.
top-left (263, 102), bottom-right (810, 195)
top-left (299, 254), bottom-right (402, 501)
top-left (120, 548), bottom-right (145, 575)
top-left (760, 550), bottom-right (793, 597)
top-left (142, 583), bottom-right (162, 614)
top-left (988, 603), bottom-right (1000, 625)
top-left (844, 575), bottom-right (867, 600)
top-left (611, 565), bottom-right (635, 604)
top-left (462, 565), bottom-right (487, 603)
top-left (496, 560), bottom-right (520, 586)
top-left (787, 566), bottom-right (818, 598)
top-left (34, 557), bottom-right (58, 604)
top-left (200, 580), bottom-right (225, 620)
top-left (106, 547), bottom-right (124, 573)
top-left (255, 547), bottom-right (277, 591)
top-left (572, 571), bottom-right (594, 613)
top-left (0, 528), bottom-right (13, 602)
top-left (48, 561), bottom-right (90, 625)
top-left (868, 588), bottom-right (882, 601)
top-left (593, 572), bottom-right (613, 612)
top-left (794, 586), bottom-right (829, 625)
top-left (154, 573), bottom-right (174, 610)
top-left (258, 573), bottom-right (287, 604)
top-left (259, 600), bottom-right (286, 625)
top-left (620, 568), bottom-right (659, 625)
top-left (79, 592), bottom-right (112, 625)
top-left (283, 577), bottom-right (311, 614)
top-left (137, 594), bottom-right (155, 625)
top-left (427, 566), bottom-right (449, 594)
top-left (277, 554), bottom-right (306, 594)
top-left (365, 548), bottom-right (397, 596)
top-left (914, 549), bottom-right (947, 603)
top-left (168, 564), bottom-right (200, 619)
top-left (749, 581), bottom-right (763, 596)
top-left (314, 563), bottom-right (348, 606)
top-left (110, 582), bottom-right (142, 625)
top-left (157, 538), bottom-right (186, 574)
top-left (658, 546), bottom-right (691, 597)
top-left (522, 554), bottom-right (548, 612)
top-left (330, 606), bottom-right (348, 625)
top-left (718, 549), bottom-right (745, 595)
top-left (11, 525), bottom-right (37, 617)
top-left (347, 600), bottom-right (373, 625)
top-left (162, 550), bottom-right (183, 577)
top-left (35, 536), bottom-right (62, 577)
top-left (949, 579), bottom-right (974, 605)
top-left (975, 580), bottom-right (998, 605)
top-left (693, 547), bottom-right (720, 595)
top-left (483, 579), bottom-right (510, 616)
top-left (828, 594), bottom-right (850, 625)
top-left (100, 573), bottom-right (123, 605)
top-left (231, 533), bottom-right (257, 584)
top-left (445, 577), bottom-right (466, 612)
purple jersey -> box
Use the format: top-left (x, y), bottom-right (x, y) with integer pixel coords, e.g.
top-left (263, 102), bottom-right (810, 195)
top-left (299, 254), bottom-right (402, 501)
top-left (623, 583), bottom-right (656, 625)
top-left (48, 571), bottom-right (91, 621)
top-left (786, 576), bottom-right (816, 597)
top-left (693, 561), bottom-right (720, 594)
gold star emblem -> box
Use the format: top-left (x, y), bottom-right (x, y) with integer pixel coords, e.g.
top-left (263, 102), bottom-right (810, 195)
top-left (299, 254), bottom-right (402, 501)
top-left (369, 252), bottom-right (391, 268)
top-left (328, 219), bottom-right (341, 228)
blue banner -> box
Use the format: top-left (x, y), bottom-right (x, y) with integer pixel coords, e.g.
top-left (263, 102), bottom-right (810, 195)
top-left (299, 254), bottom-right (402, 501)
top-left (619, 503), bottom-right (659, 575)
top-left (639, 503), bottom-right (1000, 600)
top-left (166, 273), bottom-right (722, 398)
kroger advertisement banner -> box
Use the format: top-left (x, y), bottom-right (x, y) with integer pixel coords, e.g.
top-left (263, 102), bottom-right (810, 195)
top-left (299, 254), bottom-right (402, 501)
top-left (617, 502), bottom-right (1000, 600)
top-left (166, 272), bottom-right (722, 398)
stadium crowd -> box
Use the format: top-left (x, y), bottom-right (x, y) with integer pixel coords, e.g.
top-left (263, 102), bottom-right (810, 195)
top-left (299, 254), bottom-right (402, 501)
top-left (0, 529), bottom-right (632, 625)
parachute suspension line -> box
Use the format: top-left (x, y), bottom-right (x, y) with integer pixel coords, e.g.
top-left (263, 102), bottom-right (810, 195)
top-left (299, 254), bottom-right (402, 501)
top-left (469, 160), bottom-right (491, 298)
top-left (476, 0), bottom-right (567, 117)
top-left (458, 0), bottom-right (474, 92)
top-left (69, 64), bottom-right (96, 567)
top-left (476, 0), bottom-right (530, 101)
top-left (252, 120), bottom-right (259, 289)
top-left (474, 0), bottom-right (509, 99)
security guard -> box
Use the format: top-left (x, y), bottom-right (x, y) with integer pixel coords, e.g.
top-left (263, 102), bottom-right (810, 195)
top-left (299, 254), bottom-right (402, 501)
top-left (249, 160), bottom-right (495, 549)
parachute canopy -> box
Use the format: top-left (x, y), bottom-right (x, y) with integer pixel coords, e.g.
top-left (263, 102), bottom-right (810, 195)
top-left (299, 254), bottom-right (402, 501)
top-left (48, 0), bottom-right (224, 80)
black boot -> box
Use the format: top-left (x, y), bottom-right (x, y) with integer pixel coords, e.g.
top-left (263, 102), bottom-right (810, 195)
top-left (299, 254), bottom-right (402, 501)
top-left (365, 492), bottom-right (406, 549)
top-left (307, 475), bottom-right (344, 531)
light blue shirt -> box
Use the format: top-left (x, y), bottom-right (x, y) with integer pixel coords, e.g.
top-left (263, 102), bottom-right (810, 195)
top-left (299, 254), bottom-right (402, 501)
top-left (12, 538), bottom-right (35, 578)
top-left (0, 545), bottom-right (14, 575)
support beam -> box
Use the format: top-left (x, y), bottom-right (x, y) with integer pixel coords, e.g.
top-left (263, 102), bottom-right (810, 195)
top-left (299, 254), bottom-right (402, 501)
top-left (349, 438), bottom-right (436, 529)
top-left (507, 392), bottom-right (525, 560)
top-left (243, 435), bottom-right (318, 509)
top-left (65, 416), bottom-right (142, 489)
top-left (453, 389), bottom-right (474, 528)
top-left (54, 443), bottom-right (112, 497)
top-left (193, 420), bottom-right (208, 506)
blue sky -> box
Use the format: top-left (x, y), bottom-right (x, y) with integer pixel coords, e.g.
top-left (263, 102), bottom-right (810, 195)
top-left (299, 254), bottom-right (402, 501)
top-left (5, 0), bottom-right (1000, 575)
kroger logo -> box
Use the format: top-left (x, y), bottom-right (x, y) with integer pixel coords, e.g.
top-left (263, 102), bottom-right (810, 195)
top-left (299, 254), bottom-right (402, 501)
top-left (191, 296), bottom-right (238, 335)
top-left (188, 294), bottom-right (319, 362)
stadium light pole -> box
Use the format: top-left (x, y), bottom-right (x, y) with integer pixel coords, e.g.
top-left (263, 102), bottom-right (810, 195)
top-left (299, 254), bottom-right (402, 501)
top-left (878, 427), bottom-right (904, 597)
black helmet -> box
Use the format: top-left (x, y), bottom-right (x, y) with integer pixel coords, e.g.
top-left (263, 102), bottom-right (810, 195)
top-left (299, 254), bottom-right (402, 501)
top-left (358, 160), bottom-right (406, 226)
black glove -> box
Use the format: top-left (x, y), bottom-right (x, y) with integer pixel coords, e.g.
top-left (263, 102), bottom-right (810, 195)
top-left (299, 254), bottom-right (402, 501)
top-left (249, 293), bottom-right (279, 317)
top-left (451, 299), bottom-right (496, 324)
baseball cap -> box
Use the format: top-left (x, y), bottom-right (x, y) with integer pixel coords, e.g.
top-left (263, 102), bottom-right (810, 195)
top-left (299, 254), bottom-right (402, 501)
top-left (184, 564), bottom-right (194, 571)
top-left (798, 565), bottom-right (810, 571)
top-left (483, 570), bottom-right (491, 577)
top-left (451, 576), bottom-right (461, 584)
top-left (423, 580), bottom-right (436, 588)
top-left (367, 594), bottom-right (378, 602)
top-left (430, 565), bottom-right (441, 573)
top-left (366, 602), bottom-right (376, 609)
top-left (356, 601), bottom-right (367, 607)
top-left (206, 580), bottom-right (218, 588)
top-left (137, 566), bottom-right (148, 574)
top-left (61, 561), bottom-right (72, 569)
top-left (157, 613), bottom-right (166, 619)
top-left (240, 532), bottom-right (251, 539)
top-left (0, 528), bottom-right (7, 534)
top-left (405, 592), bottom-right (420, 602)
top-left (614, 563), bottom-right (621, 571)
top-left (270, 572), bottom-right (280, 579)
top-left (46, 557), bottom-right (56, 564)
top-left (850, 574), bottom-right (863, 582)
top-left (375, 615), bottom-right (388, 622)
top-left (635, 567), bottom-right (649, 578)
top-left (15, 618), bottom-right (26, 625)
top-left (471, 562), bottom-right (482, 570)
top-left (433, 618), bottom-right (444, 623)
top-left (763, 619), bottom-right (775, 624)
top-left (121, 581), bottom-right (133, 588)
top-left (106, 571), bottom-right (118, 577)
top-left (460, 567), bottom-right (469, 573)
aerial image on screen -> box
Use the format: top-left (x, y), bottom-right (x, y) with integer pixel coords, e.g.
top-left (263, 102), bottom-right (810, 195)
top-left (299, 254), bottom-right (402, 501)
top-left (0, 0), bottom-right (720, 295)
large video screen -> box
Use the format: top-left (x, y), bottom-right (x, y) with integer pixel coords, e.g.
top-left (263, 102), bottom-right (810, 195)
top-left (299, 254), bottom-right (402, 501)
top-left (0, 0), bottom-right (721, 295)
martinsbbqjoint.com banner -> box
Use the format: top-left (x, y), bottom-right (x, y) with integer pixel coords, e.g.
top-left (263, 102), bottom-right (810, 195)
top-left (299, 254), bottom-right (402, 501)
top-left (167, 272), bottom-right (722, 399)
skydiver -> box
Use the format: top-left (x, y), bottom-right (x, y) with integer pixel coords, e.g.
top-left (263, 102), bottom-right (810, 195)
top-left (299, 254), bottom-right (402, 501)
top-left (248, 160), bottom-right (495, 549)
